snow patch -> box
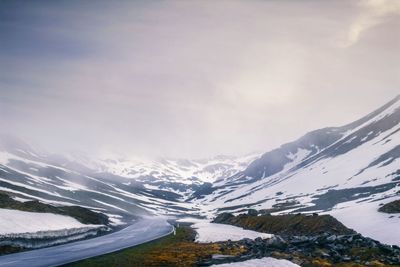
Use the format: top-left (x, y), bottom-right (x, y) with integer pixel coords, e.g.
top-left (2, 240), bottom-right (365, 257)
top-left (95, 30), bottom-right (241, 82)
top-left (327, 197), bottom-right (400, 246)
top-left (177, 218), bottom-right (271, 243)
top-left (211, 257), bottom-right (300, 266)
top-left (0, 208), bottom-right (102, 235)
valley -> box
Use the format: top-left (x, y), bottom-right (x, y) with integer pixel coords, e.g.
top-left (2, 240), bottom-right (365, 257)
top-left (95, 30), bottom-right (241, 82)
top-left (0, 96), bottom-right (399, 266)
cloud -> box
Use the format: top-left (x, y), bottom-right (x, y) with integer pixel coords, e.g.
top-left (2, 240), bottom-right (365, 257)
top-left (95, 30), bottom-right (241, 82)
top-left (343, 0), bottom-right (400, 47)
top-left (0, 1), bottom-right (399, 158)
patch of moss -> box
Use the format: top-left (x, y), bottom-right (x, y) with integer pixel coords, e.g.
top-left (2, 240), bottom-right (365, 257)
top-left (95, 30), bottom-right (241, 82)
top-left (378, 200), bottom-right (400, 214)
top-left (0, 245), bottom-right (24, 255)
top-left (213, 213), bottom-right (355, 236)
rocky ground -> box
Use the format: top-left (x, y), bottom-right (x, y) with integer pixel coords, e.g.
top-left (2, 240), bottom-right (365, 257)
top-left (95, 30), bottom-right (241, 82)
top-left (204, 233), bottom-right (400, 266)
top-left (58, 221), bottom-right (400, 267)
top-left (206, 212), bottom-right (400, 266)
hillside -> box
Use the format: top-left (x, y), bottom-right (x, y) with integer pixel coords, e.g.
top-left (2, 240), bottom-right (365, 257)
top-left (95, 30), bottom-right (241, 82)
top-left (0, 96), bottom-right (399, 248)
top-left (196, 95), bottom-right (400, 245)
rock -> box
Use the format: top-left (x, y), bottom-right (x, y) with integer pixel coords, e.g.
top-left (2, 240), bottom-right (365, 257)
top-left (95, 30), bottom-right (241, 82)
top-left (254, 237), bottom-right (263, 245)
top-left (265, 235), bottom-right (287, 249)
top-left (326, 235), bottom-right (337, 242)
top-left (241, 238), bottom-right (254, 246)
top-left (346, 235), bottom-right (353, 243)
top-left (213, 229), bottom-right (400, 266)
top-left (247, 209), bottom-right (259, 216)
top-left (212, 213), bottom-right (235, 223)
top-left (342, 256), bottom-right (351, 261)
top-left (212, 254), bottom-right (234, 260)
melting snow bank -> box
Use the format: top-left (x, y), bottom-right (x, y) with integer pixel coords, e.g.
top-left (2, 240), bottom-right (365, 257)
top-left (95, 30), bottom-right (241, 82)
top-left (0, 227), bottom-right (108, 249)
top-left (327, 198), bottom-right (400, 246)
top-left (0, 209), bottom-right (107, 248)
top-left (0, 208), bottom-right (103, 234)
top-left (177, 218), bottom-right (272, 243)
top-left (211, 257), bottom-right (300, 267)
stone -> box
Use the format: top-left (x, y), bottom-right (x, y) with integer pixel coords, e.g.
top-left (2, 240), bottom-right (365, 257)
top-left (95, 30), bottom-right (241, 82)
top-left (326, 235), bottom-right (337, 242)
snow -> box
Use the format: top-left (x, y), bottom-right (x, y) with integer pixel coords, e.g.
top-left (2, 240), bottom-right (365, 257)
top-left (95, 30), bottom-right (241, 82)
top-left (92, 199), bottom-right (130, 213)
top-left (12, 196), bottom-right (32, 202)
top-left (177, 218), bottom-right (272, 243)
top-left (211, 257), bottom-right (300, 266)
top-left (0, 208), bottom-right (101, 235)
top-left (327, 196), bottom-right (400, 246)
top-left (197, 106), bottom-right (400, 217)
top-left (55, 176), bottom-right (89, 191)
top-left (0, 187), bottom-right (78, 206)
top-left (0, 178), bottom-right (69, 199)
top-left (82, 153), bottom-right (260, 184)
top-left (0, 97), bottom-right (399, 234)
top-left (105, 213), bottom-right (126, 226)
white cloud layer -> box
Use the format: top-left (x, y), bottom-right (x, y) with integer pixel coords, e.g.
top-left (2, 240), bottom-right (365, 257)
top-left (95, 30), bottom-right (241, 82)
top-left (0, 1), bottom-right (399, 158)
top-left (344, 0), bottom-right (400, 47)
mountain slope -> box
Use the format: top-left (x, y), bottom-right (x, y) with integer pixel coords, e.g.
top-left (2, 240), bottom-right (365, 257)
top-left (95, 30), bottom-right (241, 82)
top-left (0, 96), bottom-right (399, 245)
top-left (0, 137), bottom-right (197, 219)
top-left (197, 96), bottom-right (400, 245)
top-left (0, 136), bottom-right (257, 220)
top-left (62, 152), bottom-right (259, 201)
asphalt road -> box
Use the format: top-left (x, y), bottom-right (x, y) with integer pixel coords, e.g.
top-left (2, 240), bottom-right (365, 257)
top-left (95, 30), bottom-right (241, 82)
top-left (0, 217), bottom-right (173, 267)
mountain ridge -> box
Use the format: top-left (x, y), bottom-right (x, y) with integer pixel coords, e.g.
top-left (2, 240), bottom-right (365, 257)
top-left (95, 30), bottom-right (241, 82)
top-left (0, 95), bottom-right (399, 245)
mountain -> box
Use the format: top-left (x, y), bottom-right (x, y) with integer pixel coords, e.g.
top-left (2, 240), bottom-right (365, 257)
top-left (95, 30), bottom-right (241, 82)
top-left (0, 96), bottom-right (399, 245)
top-left (72, 153), bottom-right (260, 200)
top-left (0, 136), bottom-right (196, 220)
top-left (195, 95), bottom-right (400, 244)
top-left (93, 154), bottom-right (259, 184)
top-left (0, 135), bottom-right (257, 220)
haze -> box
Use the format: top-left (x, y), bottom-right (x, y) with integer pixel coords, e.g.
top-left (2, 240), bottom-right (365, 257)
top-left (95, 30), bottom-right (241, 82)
top-left (0, 0), bottom-right (399, 158)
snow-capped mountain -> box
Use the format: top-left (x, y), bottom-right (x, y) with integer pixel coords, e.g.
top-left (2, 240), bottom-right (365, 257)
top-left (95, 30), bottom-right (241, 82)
top-left (0, 135), bottom-right (257, 217)
top-left (1, 96), bottom-right (399, 244)
top-left (92, 154), bottom-right (260, 184)
top-left (68, 153), bottom-right (260, 200)
top-left (0, 135), bottom-right (197, 218)
top-left (196, 95), bottom-right (400, 244)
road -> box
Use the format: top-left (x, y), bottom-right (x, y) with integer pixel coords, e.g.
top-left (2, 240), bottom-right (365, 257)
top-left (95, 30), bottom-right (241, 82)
top-left (0, 217), bottom-right (173, 267)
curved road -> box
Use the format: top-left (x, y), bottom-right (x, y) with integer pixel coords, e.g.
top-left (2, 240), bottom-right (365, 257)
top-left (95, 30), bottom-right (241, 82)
top-left (0, 217), bottom-right (173, 267)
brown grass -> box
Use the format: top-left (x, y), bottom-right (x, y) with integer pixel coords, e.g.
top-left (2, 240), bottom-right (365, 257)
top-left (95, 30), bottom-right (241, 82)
top-left (65, 226), bottom-right (246, 267)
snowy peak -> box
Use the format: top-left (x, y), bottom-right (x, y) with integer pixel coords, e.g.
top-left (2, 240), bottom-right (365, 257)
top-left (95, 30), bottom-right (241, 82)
top-left (219, 96), bottom-right (400, 187)
top-left (237, 127), bottom-right (345, 183)
top-left (0, 95), bottom-right (399, 227)
top-left (199, 95), bottom-right (400, 233)
top-left (87, 153), bottom-right (260, 184)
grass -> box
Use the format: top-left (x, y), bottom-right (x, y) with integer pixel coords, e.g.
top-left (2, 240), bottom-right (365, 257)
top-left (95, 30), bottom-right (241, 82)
top-left (378, 199), bottom-right (400, 214)
top-left (64, 226), bottom-right (246, 267)
top-left (0, 245), bottom-right (24, 255)
top-left (213, 213), bottom-right (355, 236)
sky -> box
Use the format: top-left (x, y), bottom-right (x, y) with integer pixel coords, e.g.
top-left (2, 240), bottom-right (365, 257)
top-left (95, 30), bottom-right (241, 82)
top-left (0, 0), bottom-right (399, 159)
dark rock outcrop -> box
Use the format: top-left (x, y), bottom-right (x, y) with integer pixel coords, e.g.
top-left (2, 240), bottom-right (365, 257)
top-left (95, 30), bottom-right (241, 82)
top-left (379, 200), bottom-right (400, 214)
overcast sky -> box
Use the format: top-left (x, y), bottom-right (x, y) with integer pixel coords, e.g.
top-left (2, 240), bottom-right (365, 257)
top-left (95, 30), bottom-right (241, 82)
top-left (0, 0), bottom-right (399, 159)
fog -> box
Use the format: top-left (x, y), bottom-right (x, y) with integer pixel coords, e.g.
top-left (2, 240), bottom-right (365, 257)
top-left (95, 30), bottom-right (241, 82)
top-left (0, 0), bottom-right (399, 158)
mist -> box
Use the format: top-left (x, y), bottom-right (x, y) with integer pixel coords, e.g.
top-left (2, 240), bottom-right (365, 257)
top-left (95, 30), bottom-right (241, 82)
top-left (0, 0), bottom-right (399, 159)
